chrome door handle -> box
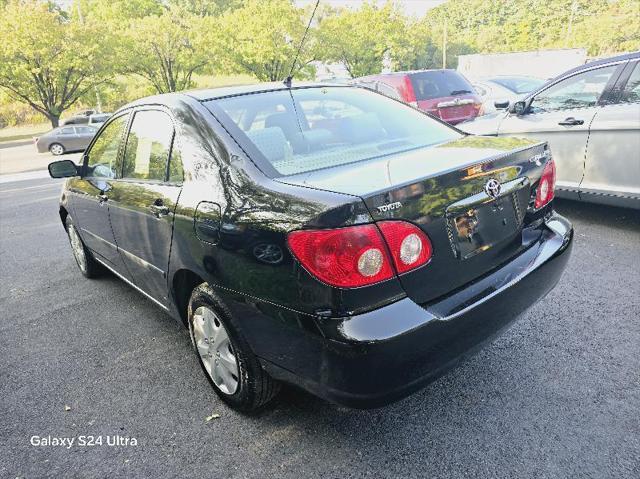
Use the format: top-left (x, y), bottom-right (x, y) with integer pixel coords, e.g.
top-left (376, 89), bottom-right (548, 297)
top-left (558, 117), bottom-right (584, 126)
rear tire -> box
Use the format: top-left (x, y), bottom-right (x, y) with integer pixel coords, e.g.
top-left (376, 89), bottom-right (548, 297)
top-left (49, 143), bottom-right (65, 156)
top-left (188, 283), bottom-right (280, 411)
top-left (65, 216), bottom-right (102, 278)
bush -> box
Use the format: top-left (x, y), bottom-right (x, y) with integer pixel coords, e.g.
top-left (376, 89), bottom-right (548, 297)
top-left (0, 102), bottom-right (47, 128)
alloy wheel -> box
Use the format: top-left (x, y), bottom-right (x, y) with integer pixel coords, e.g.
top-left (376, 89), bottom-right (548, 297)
top-left (67, 224), bottom-right (87, 274)
top-left (192, 306), bottom-right (239, 395)
top-left (50, 144), bottom-right (64, 155)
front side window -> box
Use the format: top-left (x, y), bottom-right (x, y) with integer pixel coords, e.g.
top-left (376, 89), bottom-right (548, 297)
top-left (60, 127), bottom-right (74, 135)
top-left (210, 87), bottom-right (460, 176)
top-left (620, 62), bottom-right (640, 104)
top-left (85, 114), bottom-right (129, 179)
top-left (530, 65), bottom-right (618, 113)
top-left (122, 110), bottom-right (174, 181)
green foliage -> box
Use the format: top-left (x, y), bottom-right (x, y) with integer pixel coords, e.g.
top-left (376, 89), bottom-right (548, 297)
top-left (0, 0), bottom-right (114, 127)
top-left (425, 0), bottom-right (640, 55)
top-left (213, 0), bottom-right (313, 82)
top-left (316, 2), bottom-right (407, 78)
top-left (120, 7), bottom-right (213, 93)
top-left (168, 0), bottom-right (241, 16)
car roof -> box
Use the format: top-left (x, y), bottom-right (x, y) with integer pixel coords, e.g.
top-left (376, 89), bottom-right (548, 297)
top-left (184, 81), bottom-right (349, 101)
top-left (357, 69), bottom-right (458, 80)
top-left (553, 51), bottom-right (639, 79)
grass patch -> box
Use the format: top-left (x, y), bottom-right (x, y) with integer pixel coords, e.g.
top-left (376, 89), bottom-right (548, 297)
top-left (0, 122), bottom-right (50, 143)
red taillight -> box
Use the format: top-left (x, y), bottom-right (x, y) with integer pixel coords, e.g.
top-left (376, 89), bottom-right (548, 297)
top-left (534, 158), bottom-right (556, 209)
top-left (287, 225), bottom-right (394, 288)
top-left (377, 221), bottom-right (432, 274)
top-left (287, 221), bottom-right (433, 288)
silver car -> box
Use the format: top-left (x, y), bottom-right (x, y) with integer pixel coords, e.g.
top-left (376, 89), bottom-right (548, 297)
top-left (35, 125), bottom-right (97, 156)
top-left (471, 76), bottom-right (545, 113)
top-left (462, 52), bottom-right (640, 209)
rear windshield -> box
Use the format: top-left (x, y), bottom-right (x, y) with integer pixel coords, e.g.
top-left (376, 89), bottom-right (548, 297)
top-left (491, 77), bottom-right (545, 94)
top-left (409, 71), bottom-right (475, 100)
top-left (208, 87), bottom-right (460, 176)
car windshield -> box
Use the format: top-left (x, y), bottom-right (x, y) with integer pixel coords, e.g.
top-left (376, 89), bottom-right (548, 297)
top-left (209, 87), bottom-right (461, 176)
top-left (409, 71), bottom-right (475, 100)
top-left (491, 77), bottom-right (545, 94)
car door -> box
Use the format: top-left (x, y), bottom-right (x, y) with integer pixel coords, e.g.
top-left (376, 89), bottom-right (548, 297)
top-left (107, 108), bottom-right (183, 305)
top-left (67, 113), bottom-right (131, 273)
top-left (74, 126), bottom-right (97, 150)
top-left (56, 126), bottom-right (77, 150)
top-left (581, 60), bottom-right (640, 207)
top-left (496, 64), bottom-right (622, 198)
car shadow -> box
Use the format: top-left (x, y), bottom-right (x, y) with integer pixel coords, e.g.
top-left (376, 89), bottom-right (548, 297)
top-left (554, 198), bottom-right (640, 232)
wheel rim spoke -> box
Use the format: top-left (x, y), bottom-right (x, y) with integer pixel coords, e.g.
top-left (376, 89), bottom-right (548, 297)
top-left (192, 306), bottom-right (239, 395)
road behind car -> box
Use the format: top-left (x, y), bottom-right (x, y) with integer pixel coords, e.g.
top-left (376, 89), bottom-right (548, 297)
top-left (0, 142), bottom-right (81, 175)
top-left (0, 172), bottom-right (638, 478)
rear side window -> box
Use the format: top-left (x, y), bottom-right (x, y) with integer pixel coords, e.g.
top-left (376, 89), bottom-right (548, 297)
top-left (86, 114), bottom-right (129, 179)
top-left (620, 62), bottom-right (640, 103)
top-left (377, 82), bottom-right (402, 101)
top-left (210, 87), bottom-right (460, 176)
top-left (409, 71), bottom-right (475, 100)
top-left (60, 127), bottom-right (74, 135)
top-left (122, 110), bottom-right (174, 181)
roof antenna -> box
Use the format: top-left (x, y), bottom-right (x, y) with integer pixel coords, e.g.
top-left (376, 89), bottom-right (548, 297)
top-left (284, 0), bottom-right (320, 88)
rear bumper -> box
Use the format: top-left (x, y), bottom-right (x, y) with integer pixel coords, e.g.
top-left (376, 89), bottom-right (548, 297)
top-left (260, 213), bottom-right (573, 408)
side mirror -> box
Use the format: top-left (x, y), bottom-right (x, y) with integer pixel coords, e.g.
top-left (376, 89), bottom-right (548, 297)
top-left (48, 159), bottom-right (79, 178)
top-left (494, 99), bottom-right (510, 110)
top-left (510, 100), bottom-right (528, 116)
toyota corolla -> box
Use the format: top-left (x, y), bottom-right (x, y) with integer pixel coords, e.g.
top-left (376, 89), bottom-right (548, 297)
top-left (48, 83), bottom-right (573, 411)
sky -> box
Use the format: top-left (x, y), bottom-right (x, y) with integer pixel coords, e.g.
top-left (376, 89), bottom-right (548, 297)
top-left (295, 0), bottom-right (447, 17)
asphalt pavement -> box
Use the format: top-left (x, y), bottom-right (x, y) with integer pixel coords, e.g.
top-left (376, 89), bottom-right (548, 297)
top-left (0, 173), bottom-right (639, 478)
top-left (0, 142), bottom-right (82, 175)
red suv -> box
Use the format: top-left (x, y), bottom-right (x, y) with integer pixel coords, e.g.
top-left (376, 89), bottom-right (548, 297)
top-left (354, 70), bottom-right (484, 124)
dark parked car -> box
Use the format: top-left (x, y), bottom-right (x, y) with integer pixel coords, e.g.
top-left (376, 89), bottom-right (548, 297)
top-left (61, 109), bottom-right (96, 126)
top-left (35, 125), bottom-right (97, 155)
top-left (88, 113), bottom-right (112, 127)
top-left (48, 83), bottom-right (573, 411)
top-left (354, 69), bottom-right (484, 124)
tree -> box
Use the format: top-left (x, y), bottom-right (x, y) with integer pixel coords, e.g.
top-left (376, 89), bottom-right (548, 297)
top-left (316, 2), bottom-right (407, 78)
top-left (214, 0), bottom-right (314, 82)
top-left (0, 1), bottom-right (114, 127)
top-left (121, 7), bottom-right (213, 93)
top-left (168, 0), bottom-right (241, 16)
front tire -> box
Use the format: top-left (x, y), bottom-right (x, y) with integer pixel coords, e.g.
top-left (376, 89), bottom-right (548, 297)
top-left (65, 216), bottom-right (102, 278)
top-left (49, 143), bottom-right (65, 156)
top-left (188, 283), bottom-right (280, 411)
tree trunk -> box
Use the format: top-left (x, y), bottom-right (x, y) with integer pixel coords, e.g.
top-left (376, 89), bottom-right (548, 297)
top-left (48, 114), bottom-right (60, 128)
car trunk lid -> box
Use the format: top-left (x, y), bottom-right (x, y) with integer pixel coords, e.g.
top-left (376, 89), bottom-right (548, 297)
top-left (419, 95), bottom-right (482, 124)
top-left (278, 136), bottom-right (550, 304)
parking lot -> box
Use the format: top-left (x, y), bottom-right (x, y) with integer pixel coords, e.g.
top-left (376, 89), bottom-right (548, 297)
top-left (0, 152), bottom-right (639, 478)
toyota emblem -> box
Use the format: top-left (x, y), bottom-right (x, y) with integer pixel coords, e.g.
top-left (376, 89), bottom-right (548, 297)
top-left (484, 178), bottom-right (501, 199)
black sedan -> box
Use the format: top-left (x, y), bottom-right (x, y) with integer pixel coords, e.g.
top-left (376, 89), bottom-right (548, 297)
top-left (48, 83), bottom-right (573, 411)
